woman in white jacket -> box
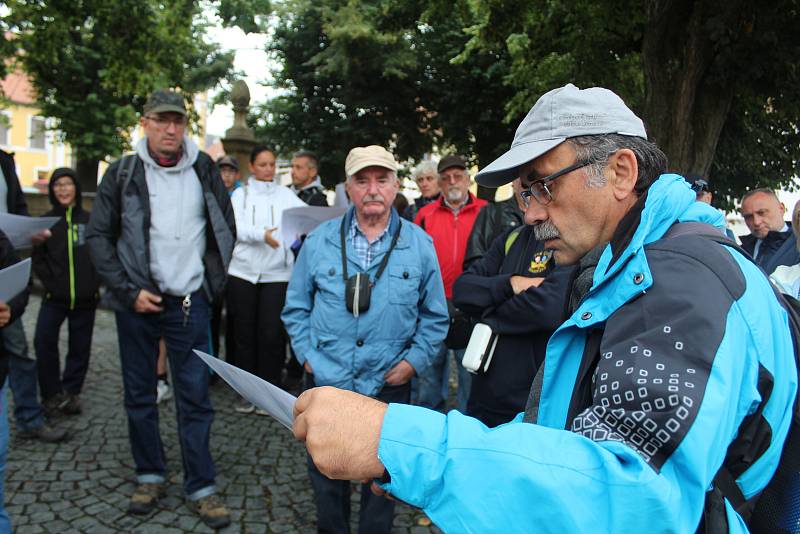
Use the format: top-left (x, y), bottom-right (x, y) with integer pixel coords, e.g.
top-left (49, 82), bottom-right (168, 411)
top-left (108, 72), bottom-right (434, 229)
top-left (227, 145), bottom-right (306, 413)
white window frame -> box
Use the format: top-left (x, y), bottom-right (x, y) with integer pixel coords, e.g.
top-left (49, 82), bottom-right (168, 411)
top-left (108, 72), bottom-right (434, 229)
top-left (0, 111), bottom-right (10, 148)
top-left (28, 115), bottom-right (47, 151)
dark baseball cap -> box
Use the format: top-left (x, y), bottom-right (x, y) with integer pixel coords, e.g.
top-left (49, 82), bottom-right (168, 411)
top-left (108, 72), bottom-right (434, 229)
top-left (684, 173), bottom-right (710, 193)
top-left (143, 89), bottom-right (187, 116)
top-left (438, 155), bottom-right (467, 174)
top-left (217, 155), bottom-right (239, 171)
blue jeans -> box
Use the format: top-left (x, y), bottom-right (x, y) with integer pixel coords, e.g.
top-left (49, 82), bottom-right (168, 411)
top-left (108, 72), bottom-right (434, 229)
top-left (306, 376), bottom-right (409, 534)
top-left (0, 379), bottom-right (11, 533)
top-left (115, 292), bottom-right (216, 499)
top-left (415, 344), bottom-right (470, 413)
top-left (3, 320), bottom-right (44, 431)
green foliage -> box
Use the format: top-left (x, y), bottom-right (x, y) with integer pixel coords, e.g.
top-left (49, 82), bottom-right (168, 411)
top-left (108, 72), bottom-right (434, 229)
top-left (254, 0), bottom-right (518, 187)
top-left (210, 0), bottom-right (272, 34)
top-left (262, 0), bottom-right (800, 203)
top-left (2, 0), bottom-right (237, 169)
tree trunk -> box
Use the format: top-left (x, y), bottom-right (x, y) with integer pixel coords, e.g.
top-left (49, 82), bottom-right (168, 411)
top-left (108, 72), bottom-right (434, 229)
top-left (75, 155), bottom-right (100, 193)
top-left (641, 0), bottom-right (750, 178)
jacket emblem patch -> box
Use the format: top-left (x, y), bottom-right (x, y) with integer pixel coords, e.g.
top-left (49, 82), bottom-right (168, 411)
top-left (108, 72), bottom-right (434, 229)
top-left (529, 250), bottom-right (552, 273)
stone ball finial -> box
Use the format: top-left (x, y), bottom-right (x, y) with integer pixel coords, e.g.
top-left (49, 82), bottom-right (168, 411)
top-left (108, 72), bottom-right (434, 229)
top-left (231, 80), bottom-right (251, 110)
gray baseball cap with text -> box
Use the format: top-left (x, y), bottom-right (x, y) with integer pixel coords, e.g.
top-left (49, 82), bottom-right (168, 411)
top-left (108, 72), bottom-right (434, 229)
top-left (476, 84), bottom-right (647, 187)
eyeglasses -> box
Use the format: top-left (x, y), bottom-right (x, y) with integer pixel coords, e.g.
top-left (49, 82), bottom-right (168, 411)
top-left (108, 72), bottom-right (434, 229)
top-left (520, 160), bottom-right (594, 207)
top-left (519, 151), bottom-right (618, 207)
top-left (145, 115), bottom-right (187, 128)
top-left (690, 179), bottom-right (709, 193)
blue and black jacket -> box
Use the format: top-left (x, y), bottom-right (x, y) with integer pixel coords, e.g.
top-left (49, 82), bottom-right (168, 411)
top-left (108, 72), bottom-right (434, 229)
top-left (376, 175), bottom-right (797, 533)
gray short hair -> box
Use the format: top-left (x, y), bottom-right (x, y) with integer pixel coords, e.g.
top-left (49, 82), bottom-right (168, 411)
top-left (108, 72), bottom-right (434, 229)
top-left (293, 149), bottom-right (318, 169)
top-left (741, 187), bottom-right (780, 205)
top-left (567, 134), bottom-right (668, 194)
top-left (412, 161), bottom-right (438, 181)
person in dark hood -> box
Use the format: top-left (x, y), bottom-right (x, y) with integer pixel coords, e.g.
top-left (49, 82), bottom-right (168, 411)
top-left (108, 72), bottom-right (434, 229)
top-left (32, 167), bottom-right (100, 417)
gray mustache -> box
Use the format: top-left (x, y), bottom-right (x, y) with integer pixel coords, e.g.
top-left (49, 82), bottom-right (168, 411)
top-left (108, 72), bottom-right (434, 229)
top-left (363, 195), bottom-right (384, 203)
top-left (533, 221), bottom-right (560, 241)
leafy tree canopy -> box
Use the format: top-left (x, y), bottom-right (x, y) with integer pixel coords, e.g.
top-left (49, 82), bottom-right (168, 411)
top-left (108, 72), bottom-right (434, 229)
top-left (253, 0), bottom-right (518, 190)
top-left (259, 0), bottom-right (800, 207)
top-left (1, 0), bottom-right (268, 189)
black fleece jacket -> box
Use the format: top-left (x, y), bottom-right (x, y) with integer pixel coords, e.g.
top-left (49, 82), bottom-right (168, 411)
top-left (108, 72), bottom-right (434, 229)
top-left (453, 225), bottom-right (575, 426)
top-left (32, 168), bottom-right (100, 309)
top-left (0, 149), bottom-right (28, 215)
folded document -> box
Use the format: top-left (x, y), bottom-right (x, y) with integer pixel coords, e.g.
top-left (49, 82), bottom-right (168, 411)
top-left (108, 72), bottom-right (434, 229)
top-left (193, 350), bottom-right (296, 430)
top-left (0, 258), bottom-right (31, 303)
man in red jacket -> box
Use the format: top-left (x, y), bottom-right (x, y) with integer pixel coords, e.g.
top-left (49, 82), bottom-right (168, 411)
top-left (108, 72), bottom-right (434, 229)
top-left (414, 155), bottom-right (487, 412)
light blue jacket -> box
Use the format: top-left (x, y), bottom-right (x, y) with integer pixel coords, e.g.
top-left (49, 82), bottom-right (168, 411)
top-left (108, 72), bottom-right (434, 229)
top-left (377, 175), bottom-right (797, 533)
top-left (282, 207), bottom-right (449, 396)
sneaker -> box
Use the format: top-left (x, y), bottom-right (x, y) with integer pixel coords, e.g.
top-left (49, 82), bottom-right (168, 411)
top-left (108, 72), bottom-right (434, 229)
top-left (61, 394), bottom-right (82, 415)
top-left (156, 379), bottom-right (172, 404)
top-left (18, 422), bottom-right (69, 443)
top-left (128, 482), bottom-right (164, 515)
top-left (234, 401), bottom-right (255, 414)
top-left (187, 494), bottom-right (231, 529)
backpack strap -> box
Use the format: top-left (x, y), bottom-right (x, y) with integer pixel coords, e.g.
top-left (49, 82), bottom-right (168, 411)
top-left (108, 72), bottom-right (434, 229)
top-left (504, 226), bottom-right (524, 255)
top-left (115, 154), bottom-right (138, 205)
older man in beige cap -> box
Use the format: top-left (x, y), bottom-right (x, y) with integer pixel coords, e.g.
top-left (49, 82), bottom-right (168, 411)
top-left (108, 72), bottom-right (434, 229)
top-left (282, 145), bottom-right (448, 534)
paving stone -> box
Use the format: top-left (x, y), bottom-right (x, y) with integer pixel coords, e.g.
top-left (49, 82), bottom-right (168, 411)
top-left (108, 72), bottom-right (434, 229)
top-left (5, 296), bottom-right (442, 533)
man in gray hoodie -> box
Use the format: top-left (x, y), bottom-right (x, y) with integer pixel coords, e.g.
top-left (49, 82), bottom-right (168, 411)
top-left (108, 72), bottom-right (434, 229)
top-left (87, 89), bottom-right (235, 529)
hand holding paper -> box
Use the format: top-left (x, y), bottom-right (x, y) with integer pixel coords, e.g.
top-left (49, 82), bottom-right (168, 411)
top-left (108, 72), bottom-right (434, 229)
top-left (193, 350), bottom-right (296, 429)
top-left (0, 213), bottom-right (59, 249)
top-left (0, 258), bottom-right (31, 303)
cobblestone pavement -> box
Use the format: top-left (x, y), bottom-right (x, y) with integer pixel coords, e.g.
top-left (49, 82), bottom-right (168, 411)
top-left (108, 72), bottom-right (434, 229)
top-left (6, 296), bottom-right (442, 533)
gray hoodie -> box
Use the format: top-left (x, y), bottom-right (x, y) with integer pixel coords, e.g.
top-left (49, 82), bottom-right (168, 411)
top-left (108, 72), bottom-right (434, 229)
top-left (135, 136), bottom-right (206, 296)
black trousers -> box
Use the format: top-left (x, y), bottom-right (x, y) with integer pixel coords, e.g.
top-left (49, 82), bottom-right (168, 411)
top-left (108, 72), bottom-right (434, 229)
top-left (33, 299), bottom-right (96, 400)
top-left (210, 299), bottom-right (236, 365)
top-left (226, 276), bottom-right (288, 384)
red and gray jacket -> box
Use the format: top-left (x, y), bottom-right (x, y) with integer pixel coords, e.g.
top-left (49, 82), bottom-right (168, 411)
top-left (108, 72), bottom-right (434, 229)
top-left (414, 193), bottom-right (487, 298)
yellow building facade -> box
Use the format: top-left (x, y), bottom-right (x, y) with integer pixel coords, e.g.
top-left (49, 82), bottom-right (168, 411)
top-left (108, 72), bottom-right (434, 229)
top-left (2, 69), bottom-right (211, 189)
top-left (1, 70), bottom-right (75, 189)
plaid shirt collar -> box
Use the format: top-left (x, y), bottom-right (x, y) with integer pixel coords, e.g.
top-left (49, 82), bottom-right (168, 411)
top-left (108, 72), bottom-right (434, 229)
top-left (348, 210), bottom-right (395, 270)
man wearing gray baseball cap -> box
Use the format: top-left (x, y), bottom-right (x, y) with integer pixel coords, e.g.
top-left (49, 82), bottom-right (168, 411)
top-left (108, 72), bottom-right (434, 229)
top-left (291, 84), bottom-right (796, 532)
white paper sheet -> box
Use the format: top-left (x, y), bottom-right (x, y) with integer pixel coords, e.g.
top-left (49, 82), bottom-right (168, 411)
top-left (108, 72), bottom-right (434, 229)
top-left (280, 206), bottom-right (347, 248)
top-left (193, 350), bottom-right (296, 430)
top-left (0, 258), bottom-right (31, 303)
top-left (0, 213), bottom-right (60, 249)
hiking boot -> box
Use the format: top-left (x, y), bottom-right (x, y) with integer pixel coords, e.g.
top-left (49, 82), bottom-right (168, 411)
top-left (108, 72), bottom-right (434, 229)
top-left (128, 482), bottom-right (164, 515)
top-left (18, 422), bottom-right (69, 443)
top-left (187, 494), bottom-right (231, 529)
top-left (42, 394), bottom-right (67, 419)
top-left (61, 394), bottom-right (82, 415)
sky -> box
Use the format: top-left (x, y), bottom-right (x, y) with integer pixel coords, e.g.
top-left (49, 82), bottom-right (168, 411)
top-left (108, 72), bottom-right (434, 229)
top-left (204, 25), bottom-right (272, 138)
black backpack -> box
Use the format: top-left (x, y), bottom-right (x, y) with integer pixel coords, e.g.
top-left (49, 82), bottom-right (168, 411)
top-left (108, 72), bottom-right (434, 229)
top-left (667, 223), bottom-right (800, 534)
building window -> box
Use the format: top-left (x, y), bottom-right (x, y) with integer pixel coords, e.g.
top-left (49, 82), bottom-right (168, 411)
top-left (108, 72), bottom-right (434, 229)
top-left (0, 116), bottom-right (8, 146)
top-left (30, 116), bottom-right (46, 149)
